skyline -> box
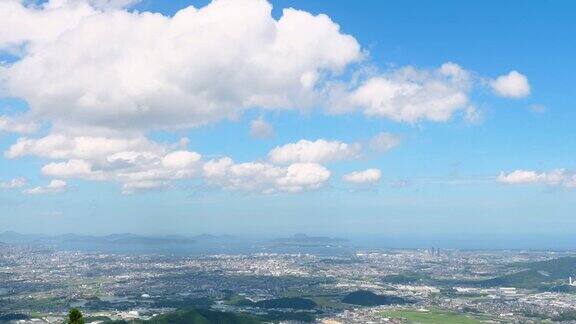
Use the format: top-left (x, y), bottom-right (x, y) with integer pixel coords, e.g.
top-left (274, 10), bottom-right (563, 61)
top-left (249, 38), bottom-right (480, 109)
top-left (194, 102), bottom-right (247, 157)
top-left (1, 0), bottom-right (575, 236)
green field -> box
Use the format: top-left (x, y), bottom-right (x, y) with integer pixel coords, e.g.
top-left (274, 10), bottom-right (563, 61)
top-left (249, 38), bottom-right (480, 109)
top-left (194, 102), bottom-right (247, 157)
top-left (379, 309), bottom-right (484, 324)
top-left (310, 296), bottom-right (348, 309)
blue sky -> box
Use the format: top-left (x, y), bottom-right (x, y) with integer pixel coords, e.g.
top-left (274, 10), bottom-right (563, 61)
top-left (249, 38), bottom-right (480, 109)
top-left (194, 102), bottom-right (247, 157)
top-left (0, 0), bottom-right (575, 236)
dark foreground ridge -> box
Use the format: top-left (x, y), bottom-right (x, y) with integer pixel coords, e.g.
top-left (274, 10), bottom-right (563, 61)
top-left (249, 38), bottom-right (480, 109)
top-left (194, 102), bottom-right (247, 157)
top-left (252, 297), bottom-right (317, 310)
top-left (72, 308), bottom-right (260, 324)
top-left (75, 307), bottom-right (318, 323)
top-left (342, 290), bottom-right (413, 306)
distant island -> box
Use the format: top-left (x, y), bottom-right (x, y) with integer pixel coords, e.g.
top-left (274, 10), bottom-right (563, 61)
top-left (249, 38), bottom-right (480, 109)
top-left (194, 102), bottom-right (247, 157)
top-left (0, 231), bottom-right (237, 246)
top-left (269, 233), bottom-right (348, 247)
top-left (109, 237), bottom-right (196, 245)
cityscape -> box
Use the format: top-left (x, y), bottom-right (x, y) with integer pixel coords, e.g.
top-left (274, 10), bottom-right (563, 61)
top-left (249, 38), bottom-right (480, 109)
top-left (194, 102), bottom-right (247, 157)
top-left (2, 233), bottom-right (576, 323)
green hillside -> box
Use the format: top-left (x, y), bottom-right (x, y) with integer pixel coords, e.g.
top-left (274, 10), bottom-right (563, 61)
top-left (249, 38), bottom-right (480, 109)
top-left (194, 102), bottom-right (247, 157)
top-left (479, 270), bottom-right (549, 288)
top-left (525, 256), bottom-right (576, 279)
top-left (382, 272), bottom-right (431, 284)
top-left (477, 257), bottom-right (576, 289)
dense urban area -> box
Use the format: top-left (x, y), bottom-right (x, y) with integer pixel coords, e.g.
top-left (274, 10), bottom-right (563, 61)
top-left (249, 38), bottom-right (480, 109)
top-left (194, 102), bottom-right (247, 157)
top-left (2, 233), bottom-right (576, 323)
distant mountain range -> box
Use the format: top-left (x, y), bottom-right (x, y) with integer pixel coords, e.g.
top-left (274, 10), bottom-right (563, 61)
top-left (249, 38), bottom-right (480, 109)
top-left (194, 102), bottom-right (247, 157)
top-left (0, 231), bottom-right (355, 254)
top-left (0, 231), bottom-right (236, 246)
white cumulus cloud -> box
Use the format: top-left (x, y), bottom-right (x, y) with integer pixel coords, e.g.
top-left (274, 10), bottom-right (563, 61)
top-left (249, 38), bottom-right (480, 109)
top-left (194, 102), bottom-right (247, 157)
top-left (332, 63), bottom-right (473, 123)
top-left (6, 133), bottom-right (203, 192)
top-left (0, 115), bottom-right (38, 134)
top-left (497, 169), bottom-right (576, 188)
top-left (85, 0), bottom-right (142, 9)
top-left (41, 159), bottom-right (96, 179)
top-left (268, 139), bottom-right (361, 164)
top-left (490, 71), bottom-right (531, 98)
top-left (342, 168), bottom-right (381, 184)
top-left (7, 132), bottom-right (335, 194)
top-left (161, 151), bottom-right (202, 169)
top-left (369, 132), bottom-right (401, 153)
top-left (0, 177), bottom-right (27, 189)
top-left (0, 0), bottom-right (537, 195)
top-left (5, 134), bottom-right (164, 161)
top-left (0, 0), bottom-right (95, 52)
top-left (250, 117), bottom-right (274, 139)
top-left (1, 0), bottom-right (361, 131)
top-left (24, 179), bottom-right (68, 194)
top-left (203, 158), bottom-right (330, 193)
